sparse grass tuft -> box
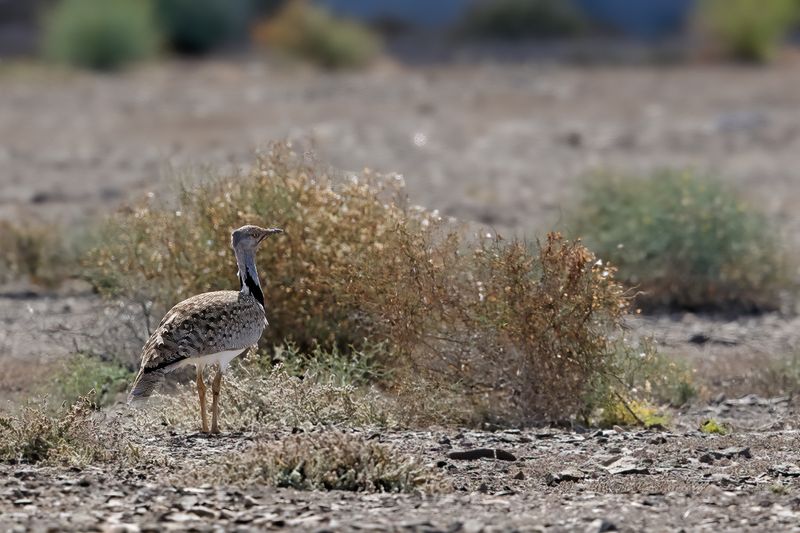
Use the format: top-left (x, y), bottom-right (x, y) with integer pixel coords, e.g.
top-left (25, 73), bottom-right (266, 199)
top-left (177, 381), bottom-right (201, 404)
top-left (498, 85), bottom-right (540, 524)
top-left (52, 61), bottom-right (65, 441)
top-left (215, 431), bottom-right (441, 493)
top-left (570, 171), bottom-right (790, 313)
top-left (0, 221), bottom-right (76, 286)
top-left (752, 352), bottom-right (800, 397)
top-left (42, 0), bottom-right (160, 71)
top-left (135, 354), bottom-right (395, 432)
top-left (598, 396), bottom-right (669, 429)
top-left (700, 418), bottom-right (728, 435)
top-left (697, 0), bottom-right (798, 63)
top-left (0, 394), bottom-right (118, 465)
top-left (253, 0), bottom-right (381, 69)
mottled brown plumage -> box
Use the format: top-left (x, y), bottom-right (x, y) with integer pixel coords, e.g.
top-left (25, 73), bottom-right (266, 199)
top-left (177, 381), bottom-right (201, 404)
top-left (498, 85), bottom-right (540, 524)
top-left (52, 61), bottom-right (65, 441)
top-left (127, 225), bottom-right (283, 433)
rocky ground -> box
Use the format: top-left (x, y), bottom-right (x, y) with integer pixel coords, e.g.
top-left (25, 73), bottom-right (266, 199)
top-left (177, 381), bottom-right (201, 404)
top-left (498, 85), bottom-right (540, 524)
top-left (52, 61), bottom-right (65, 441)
top-left (3, 58), bottom-right (800, 531)
top-left (2, 398), bottom-right (799, 532)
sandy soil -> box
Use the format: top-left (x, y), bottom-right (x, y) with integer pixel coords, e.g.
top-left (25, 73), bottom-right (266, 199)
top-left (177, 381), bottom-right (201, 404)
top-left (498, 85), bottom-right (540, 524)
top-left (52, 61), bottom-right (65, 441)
top-left (2, 403), bottom-right (799, 532)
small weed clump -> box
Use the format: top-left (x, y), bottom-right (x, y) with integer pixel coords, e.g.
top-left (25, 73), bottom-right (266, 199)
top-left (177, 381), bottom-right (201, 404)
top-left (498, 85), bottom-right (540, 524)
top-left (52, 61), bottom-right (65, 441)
top-left (571, 171), bottom-right (790, 313)
top-left (217, 431), bottom-right (441, 493)
top-left (597, 397), bottom-right (668, 429)
top-left (41, 0), bottom-right (160, 71)
top-left (87, 142), bottom-right (630, 424)
top-left (253, 0), bottom-right (381, 69)
top-left (0, 394), bottom-right (116, 465)
top-left (50, 353), bottom-right (133, 408)
top-left (459, 0), bottom-right (586, 41)
top-left (696, 0), bottom-right (798, 62)
top-left (700, 418), bottom-right (728, 435)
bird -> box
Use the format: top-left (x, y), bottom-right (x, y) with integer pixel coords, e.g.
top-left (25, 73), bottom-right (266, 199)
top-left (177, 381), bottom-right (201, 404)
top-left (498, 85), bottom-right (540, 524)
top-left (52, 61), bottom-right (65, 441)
top-left (127, 225), bottom-right (283, 433)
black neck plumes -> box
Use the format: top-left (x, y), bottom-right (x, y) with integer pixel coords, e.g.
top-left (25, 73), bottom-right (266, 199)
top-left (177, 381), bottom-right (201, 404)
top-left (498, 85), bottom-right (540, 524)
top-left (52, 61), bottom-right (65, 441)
top-left (239, 269), bottom-right (265, 307)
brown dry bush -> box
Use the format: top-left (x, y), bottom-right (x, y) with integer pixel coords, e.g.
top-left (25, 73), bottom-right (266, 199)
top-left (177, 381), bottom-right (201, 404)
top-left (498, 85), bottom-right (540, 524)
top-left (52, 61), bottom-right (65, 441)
top-left (213, 431), bottom-right (441, 493)
top-left (87, 142), bottom-right (628, 424)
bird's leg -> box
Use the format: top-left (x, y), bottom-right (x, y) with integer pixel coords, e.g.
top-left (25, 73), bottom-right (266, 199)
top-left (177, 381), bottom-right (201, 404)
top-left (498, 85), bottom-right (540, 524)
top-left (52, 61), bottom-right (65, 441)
top-left (210, 366), bottom-right (222, 434)
top-left (196, 365), bottom-right (208, 433)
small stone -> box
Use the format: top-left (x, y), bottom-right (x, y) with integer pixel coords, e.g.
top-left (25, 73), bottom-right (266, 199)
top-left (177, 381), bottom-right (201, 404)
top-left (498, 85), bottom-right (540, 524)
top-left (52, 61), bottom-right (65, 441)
top-left (163, 513), bottom-right (196, 523)
top-left (513, 471), bottom-right (525, 480)
top-left (12, 499), bottom-right (33, 506)
top-left (189, 506), bottom-right (218, 519)
top-left (604, 456), bottom-right (649, 475)
top-left (586, 518), bottom-right (618, 533)
top-left (177, 496), bottom-right (198, 510)
top-left (242, 495), bottom-right (260, 508)
top-left (716, 447), bottom-right (751, 459)
top-left (698, 452), bottom-right (715, 465)
top-left (770, 464), bottom-right (800, 477)
top-left (546, 468), bottom-right (586, 485)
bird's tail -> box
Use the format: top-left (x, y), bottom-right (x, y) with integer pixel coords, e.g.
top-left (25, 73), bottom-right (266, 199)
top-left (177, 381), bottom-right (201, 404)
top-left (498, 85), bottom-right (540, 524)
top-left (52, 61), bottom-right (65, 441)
top-left (127, 368), bottom-right (165, 405)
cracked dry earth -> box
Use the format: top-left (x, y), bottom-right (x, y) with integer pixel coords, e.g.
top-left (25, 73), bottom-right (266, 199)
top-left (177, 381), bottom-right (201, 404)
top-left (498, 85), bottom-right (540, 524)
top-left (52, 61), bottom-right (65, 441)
top-left (2, 398), bottom-right (800, 532)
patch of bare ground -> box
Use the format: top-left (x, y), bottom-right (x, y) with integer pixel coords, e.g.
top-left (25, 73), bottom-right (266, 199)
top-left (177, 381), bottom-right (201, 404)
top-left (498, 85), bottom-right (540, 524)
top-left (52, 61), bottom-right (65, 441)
top-left (1, 408), bottom-right (799, 531)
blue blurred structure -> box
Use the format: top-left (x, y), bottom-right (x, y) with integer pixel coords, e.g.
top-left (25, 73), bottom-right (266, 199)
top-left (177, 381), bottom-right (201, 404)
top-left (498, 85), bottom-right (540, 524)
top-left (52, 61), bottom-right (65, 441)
top-left (318, 0), bottom-right (470, 29)
top-left (318, 0), bottom-right (696, 38)
top-left (574, 0), bottom-right (696, 38)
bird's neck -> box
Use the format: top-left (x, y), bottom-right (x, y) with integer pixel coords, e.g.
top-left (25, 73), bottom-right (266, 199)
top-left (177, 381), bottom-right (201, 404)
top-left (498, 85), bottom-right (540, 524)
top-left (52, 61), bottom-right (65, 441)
top-left (235, 248), bottom-right (265, 308)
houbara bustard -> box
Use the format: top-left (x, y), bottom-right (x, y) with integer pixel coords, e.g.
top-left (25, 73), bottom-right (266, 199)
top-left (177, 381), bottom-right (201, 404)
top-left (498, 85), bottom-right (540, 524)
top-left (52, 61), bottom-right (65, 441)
top-left (128, 225), bottom-right (283, 433)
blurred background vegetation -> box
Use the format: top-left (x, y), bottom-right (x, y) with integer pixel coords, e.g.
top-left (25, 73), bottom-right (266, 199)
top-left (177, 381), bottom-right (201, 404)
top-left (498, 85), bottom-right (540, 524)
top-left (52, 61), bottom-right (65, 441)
top-left (0, 0), bottom-right (798, 69)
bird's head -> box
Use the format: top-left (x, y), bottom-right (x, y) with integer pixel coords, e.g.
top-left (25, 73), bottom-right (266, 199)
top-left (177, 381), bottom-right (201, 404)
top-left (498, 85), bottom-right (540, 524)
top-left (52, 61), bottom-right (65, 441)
top-left (231, 225), bottom-right (283, 252)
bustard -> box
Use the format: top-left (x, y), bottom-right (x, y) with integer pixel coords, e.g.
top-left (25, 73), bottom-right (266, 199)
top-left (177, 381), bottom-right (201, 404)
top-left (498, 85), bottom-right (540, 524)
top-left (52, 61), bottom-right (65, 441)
top-left (127, 225), bottom-right (283, 433)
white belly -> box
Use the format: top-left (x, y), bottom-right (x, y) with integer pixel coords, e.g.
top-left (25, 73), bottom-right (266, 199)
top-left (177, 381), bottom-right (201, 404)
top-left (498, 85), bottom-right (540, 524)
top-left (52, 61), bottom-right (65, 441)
top-left (172, 349), bottom-right (245, 372)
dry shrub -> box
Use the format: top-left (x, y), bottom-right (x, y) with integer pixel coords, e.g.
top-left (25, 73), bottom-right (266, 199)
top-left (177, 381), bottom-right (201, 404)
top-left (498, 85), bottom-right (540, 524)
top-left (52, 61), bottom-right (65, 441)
top-left (696, 0), bottom-right (798, 63)
top-left (0, 393), bottom-right (118, 465)
top-left (214, 431), bottom-right (441, 493)
top-left (0, 221), bottom-right (66, 285)
top-left (252, 0), bottom-right (381, 69)
top-left (88, 142), bottom-right (628, 424)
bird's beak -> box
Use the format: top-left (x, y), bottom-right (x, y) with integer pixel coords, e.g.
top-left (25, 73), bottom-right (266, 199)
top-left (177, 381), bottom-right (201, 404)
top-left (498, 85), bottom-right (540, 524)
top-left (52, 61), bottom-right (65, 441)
top-left (258, 227), bottom-right (284, 243)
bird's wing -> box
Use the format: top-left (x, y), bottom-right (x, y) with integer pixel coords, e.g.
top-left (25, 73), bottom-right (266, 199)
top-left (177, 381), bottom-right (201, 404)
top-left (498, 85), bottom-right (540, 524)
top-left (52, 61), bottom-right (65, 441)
top-left (138, 290), bottom-right (244, 372)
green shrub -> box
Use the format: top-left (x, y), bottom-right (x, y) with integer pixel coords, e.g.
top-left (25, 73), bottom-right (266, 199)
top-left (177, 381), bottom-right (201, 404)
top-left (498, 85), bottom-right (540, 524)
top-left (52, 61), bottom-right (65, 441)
top-left (0, 394), bottom-right (116, 465)
top-left (268, 341), bottom-right (389, 387)
top-left (86, 142), bottom-right (630, 424)
top-left (42, 0), bottom-right (160, 71)
top-left (570, 171), bottom-right (790, 312)
top-left (156, 0), bottom-right (250, 55)
top-left (214, 431), bottom-right (441, 493)
top-left (253, 0), bottom-right (381, 69)
top-left (459, 0), bottom-right (586, 40)
top-left (697, 0), bottom-right (799, 62)
top-left (50, 353), bottom-right (133, 408)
